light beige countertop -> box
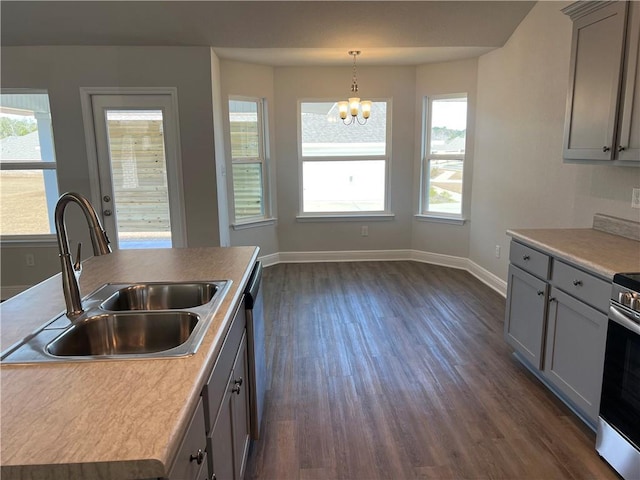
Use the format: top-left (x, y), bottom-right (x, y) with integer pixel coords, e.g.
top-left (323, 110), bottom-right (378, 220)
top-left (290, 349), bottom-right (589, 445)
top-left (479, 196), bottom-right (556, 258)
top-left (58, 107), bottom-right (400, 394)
top-left (507, 228), bottom-right (640, 279)
top-left (0, 246), bottom-right (259, 480)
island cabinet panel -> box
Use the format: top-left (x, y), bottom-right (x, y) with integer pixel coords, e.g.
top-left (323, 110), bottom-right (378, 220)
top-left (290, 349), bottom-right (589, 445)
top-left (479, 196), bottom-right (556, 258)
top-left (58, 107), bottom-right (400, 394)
top-left (168, 398), bottom-right (208, 480)
top-left (202, 299), bottom-right (250, 480)
top-left (543, 287), bottom-right (608, 423)
top-left (504, 264), bottom-right (549, 369)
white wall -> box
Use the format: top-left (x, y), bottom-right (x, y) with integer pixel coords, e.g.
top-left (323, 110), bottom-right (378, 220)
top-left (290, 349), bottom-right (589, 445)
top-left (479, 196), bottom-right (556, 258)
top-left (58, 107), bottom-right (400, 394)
top-left (273, 65), bottom-right (416, 252)
top-left (470, 1), bottom-right (640, 280)
top-left (218, 59), bottom-right (279, 257)
top-left (412, 58), bottom-right (478, 258)
top-left (1, 46), bottom-right (221, 291)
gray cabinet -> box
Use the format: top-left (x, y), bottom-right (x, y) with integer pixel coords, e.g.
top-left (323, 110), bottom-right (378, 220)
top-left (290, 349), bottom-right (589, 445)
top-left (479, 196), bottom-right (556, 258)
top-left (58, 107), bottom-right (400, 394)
top-left (543, 288), bottom-right (608, 422)
top-left (504, 239), bottom-right (610, 427)
top-left (504, 264), bottom-right (549, 369)
top-left (203, 300), bottom-right (251, 480)
top-left (563, 1), bottom-right (640, 163)
top-left (168, 399), bottom-right (208, 480)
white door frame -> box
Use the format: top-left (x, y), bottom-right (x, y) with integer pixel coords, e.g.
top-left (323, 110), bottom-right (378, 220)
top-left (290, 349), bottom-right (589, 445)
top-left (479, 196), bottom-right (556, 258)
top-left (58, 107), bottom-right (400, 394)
top-left (80, 87), bottom-right (187, 248)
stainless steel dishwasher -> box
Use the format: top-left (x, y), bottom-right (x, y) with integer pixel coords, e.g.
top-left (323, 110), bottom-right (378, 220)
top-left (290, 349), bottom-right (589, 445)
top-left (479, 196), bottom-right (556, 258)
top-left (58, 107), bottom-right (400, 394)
top-left (245, 261), bottom-right (266, 440)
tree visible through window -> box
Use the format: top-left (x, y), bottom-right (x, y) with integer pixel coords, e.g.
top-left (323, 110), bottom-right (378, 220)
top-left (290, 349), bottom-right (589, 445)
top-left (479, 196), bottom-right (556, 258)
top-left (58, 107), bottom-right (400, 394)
top-left (423, 95), bottom-right (467, 217)
top-left (0, 91), bottom-right (59, 237)
top-left (300, 101), bottom-right (388, 214)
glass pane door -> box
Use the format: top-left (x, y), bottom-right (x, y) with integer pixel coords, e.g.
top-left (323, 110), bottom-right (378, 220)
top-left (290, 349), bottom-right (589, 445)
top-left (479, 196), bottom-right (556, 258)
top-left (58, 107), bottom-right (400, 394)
top-left (90, 93), bottom-right (184, 250)
top-left (104, 109), bottom-right (171, 248)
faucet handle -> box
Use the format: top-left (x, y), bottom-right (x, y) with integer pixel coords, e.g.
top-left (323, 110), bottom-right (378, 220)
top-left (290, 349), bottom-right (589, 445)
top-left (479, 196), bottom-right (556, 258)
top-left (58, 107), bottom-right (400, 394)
top-left (73, 242), bottom-right (82, 272)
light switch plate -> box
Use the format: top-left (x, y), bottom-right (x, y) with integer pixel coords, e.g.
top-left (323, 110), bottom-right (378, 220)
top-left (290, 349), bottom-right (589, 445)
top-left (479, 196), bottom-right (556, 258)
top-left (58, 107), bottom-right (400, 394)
top-left (632, 188), bottom-right (640, 209)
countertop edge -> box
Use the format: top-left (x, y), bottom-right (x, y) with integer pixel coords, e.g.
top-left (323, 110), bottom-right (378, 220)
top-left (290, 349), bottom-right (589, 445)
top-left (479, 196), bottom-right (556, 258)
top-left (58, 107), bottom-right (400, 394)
top-left (506, 228), bottom-right (638, 280)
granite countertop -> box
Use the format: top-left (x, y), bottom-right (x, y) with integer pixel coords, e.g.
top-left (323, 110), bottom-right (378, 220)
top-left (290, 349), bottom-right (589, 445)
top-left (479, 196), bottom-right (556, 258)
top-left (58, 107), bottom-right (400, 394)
top-left (0, 246), bottom-right (259, 480)
top-left (507, 228), bottom-right (640, 279)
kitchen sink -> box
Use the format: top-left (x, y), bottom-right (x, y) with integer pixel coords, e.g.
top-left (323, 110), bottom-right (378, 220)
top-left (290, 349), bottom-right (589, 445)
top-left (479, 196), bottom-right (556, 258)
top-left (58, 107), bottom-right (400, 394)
top-left (0, 279), bottom-right (232, 364)
top-left (100, 282), bottom-right (221, 311)
top-left (46, 312), bottom-right (199, 357)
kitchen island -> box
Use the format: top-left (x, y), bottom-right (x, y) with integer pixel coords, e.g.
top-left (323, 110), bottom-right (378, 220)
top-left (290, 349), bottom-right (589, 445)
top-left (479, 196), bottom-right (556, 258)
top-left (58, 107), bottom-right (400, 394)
top-left (0, 246), bottom-right (259, 480)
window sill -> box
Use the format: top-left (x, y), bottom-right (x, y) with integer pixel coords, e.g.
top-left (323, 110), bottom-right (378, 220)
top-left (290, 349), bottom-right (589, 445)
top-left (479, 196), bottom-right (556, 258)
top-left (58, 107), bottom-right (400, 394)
top-left (1, 235), bottom-right (58, 247)
top-left (232, 218), bottom-right (277, 230)
top-left (296, 213), bottom-right (395, 222)
top-left (414, 214), bottom-right (467, 225)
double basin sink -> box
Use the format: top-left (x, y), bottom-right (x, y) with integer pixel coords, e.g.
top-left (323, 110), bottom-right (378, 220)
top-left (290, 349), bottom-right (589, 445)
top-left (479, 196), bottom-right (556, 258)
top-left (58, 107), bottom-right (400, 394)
top-left (1, 280), bottom-right (231, 364)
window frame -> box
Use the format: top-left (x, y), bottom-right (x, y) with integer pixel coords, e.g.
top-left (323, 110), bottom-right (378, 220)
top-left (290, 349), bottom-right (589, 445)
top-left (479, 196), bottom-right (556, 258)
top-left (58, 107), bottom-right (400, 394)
top-left (228, 95), bottom-right (272, 227)
top-left (297, 98), bottom-right (393, 219)
top-left (419, 93), bottom-right (468, 223)
top-left (0, 89), bottom-right (59, 243)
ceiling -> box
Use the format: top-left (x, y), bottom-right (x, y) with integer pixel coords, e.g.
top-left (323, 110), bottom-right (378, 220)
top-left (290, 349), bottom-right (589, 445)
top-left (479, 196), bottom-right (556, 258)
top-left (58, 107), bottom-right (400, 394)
top-left (1, 1), bottom-right (536, 66)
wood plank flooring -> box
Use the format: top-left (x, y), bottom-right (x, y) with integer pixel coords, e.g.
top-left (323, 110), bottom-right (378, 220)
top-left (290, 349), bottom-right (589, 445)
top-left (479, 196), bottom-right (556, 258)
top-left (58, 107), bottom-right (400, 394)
top-left (245, 261), bottom-right (618, 480)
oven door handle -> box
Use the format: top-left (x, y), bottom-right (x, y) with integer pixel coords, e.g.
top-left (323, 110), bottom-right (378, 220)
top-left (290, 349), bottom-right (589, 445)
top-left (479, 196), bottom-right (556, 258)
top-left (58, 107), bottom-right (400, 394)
top-left (609, 304), bottom-right (640, 335)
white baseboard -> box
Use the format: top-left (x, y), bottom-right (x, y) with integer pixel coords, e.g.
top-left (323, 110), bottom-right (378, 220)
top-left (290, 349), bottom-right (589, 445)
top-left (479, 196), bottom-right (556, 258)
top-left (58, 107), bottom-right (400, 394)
top-left (467, 259), bottom-right (508, 297)
top-left (259, 249), bottom-right (507, 298)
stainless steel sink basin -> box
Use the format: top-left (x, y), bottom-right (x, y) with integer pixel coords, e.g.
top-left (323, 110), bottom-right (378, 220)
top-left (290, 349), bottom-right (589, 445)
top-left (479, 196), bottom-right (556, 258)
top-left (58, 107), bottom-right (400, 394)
top-left (46, 312), bottom-right (199, 357)
top-left (100, 282), bottom-right (220, 311)
top-left (0, 279), bottom-right (232, 364)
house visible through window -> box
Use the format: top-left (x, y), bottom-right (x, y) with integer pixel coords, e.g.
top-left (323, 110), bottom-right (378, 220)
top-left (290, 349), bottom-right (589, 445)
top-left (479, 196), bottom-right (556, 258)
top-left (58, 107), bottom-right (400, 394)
top-left (0, 91), bottom-right (59, 238)
top-left (422, 94), bottom-right (467, 217)
top-left (229, 98), bottom-right (268, 223)
top-left (300, 101), bottom-right (388, 214)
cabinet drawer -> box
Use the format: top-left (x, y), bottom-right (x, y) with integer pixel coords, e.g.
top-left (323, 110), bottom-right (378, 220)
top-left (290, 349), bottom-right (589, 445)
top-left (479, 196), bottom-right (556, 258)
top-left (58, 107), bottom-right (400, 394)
top-left (168, 398), bottom-right (207, 480)
top-left (509, 241), bottom-right (551, 280)
top-left (552, 261), bottom-right (610, 313)
top-left (202, 298), bottom-right (247, 433)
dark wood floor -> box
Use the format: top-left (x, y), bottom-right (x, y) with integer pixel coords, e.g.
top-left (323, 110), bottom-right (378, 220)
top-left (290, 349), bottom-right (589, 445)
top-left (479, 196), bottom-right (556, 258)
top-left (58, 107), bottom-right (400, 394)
top-left (245, 261), bottom-right (617, 480)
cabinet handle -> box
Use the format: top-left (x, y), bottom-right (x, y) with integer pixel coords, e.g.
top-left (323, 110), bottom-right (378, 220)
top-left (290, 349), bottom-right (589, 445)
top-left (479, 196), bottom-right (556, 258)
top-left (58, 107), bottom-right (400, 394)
top-left (572, 279), bottom-right (583, 287)
top-left (537, 290), bottom-right (544, 296)
top-left (232, 378), bottom-right (243, 395)
top-left (190, 448), bottom-right (204, 465)
top-left (618, 145), bottom-right (626, 152)
top-left (522, 255), bottom-right (530, 261)
top-left (602, 146), bottom-right (610, 152)
top-left (549, 297), bottom-right (556, 303)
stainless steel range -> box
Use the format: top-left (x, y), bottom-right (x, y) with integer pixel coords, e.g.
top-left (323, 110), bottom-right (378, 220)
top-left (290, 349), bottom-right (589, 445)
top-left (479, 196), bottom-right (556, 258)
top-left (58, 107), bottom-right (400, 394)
top-left (596, 273), bottom-right (640, 479)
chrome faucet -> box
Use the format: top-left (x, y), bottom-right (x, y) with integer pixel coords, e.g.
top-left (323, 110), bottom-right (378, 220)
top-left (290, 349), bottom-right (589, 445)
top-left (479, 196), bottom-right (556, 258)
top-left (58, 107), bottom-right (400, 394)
top-left (55, 192), bottom-right (111, 317)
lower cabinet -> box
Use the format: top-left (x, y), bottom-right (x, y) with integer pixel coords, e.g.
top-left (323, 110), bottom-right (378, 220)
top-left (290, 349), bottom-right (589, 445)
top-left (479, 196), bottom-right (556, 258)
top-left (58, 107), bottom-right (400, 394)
top-left (504, 264), bottom-right (549, 369)
top-left (168, 399), bottom-right (208, 480)
top-left (203, 299), bottom-right (251, 480)
top-left (209, 331), bottom-right (250, 480)
top-left (504, 240), bottom-right (609, 428)
top-left (543, 287), bottom-right (608, 422)
top-left (167, 296), bottom-right (252, 480)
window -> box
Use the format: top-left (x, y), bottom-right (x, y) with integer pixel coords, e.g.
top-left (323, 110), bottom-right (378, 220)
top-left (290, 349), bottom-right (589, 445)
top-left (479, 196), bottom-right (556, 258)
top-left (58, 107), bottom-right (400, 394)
top-left (228, 98), bottom-right (269, 224)
top-left (422, 94), bottom-right (467, 218)
top-left (0, 91), bottom-right (59, 239)
top-left (300, 101), bottom-right (389, 215)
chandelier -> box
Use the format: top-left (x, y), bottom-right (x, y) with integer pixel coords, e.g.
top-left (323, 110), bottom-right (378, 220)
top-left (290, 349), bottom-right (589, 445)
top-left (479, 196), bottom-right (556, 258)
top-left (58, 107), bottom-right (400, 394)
top-left (337, 51), bottom-right (372, 125)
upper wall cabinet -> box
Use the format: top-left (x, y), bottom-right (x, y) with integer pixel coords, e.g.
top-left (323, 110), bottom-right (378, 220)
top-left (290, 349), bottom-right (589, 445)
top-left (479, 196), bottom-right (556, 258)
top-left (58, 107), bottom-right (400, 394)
top-left (563, 1), bottom-right (640, 165)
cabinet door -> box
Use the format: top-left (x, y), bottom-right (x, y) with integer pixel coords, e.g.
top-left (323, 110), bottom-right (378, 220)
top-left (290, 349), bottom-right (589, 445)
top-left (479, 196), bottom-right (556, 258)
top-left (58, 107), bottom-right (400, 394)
top-left (543, 288), bottom-right (608, 425)
top-left (232, 333), bottom-right (251, 480)
top-left (618, 1), bottom-right (640, 162)
top-left (209, 374), bottom-right (235, 480)
top-left (504, 265), bottom-right (548, 369)
top-left (563, 1), bottom-right (628, 161)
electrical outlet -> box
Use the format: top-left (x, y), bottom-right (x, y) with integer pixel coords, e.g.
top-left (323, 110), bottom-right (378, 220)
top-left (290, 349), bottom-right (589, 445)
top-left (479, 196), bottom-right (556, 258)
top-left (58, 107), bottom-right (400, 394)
top-left (361, 226), bottom-right (369, 237)
top-left (632, 188), bottom-right (640, 209)
top-left (495, 245), bottom-right (501, 258)
top-left (25, 254), bottom-right (35, 267)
